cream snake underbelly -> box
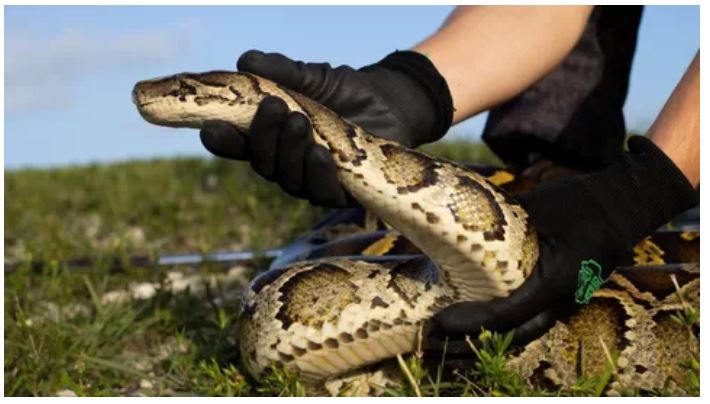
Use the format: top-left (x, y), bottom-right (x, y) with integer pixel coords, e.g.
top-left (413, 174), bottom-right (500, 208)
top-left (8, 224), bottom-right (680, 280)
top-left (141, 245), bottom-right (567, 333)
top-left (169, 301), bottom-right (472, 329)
top-left (132, 70), bottom-right (539, 390)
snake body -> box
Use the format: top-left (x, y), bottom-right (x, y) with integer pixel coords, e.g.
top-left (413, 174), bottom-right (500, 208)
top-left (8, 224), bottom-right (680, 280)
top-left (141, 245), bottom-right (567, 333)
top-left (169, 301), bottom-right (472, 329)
top-left (133, 70), bottom-right (535, 389)
top-left (272, 211), bottom-right (699, 396)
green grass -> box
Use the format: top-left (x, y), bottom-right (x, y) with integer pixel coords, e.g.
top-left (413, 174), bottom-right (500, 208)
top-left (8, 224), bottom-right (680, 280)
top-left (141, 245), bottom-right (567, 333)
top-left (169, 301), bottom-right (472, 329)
top-left (3, 141), bottom-right (696, 396)
top-left (5, 154), bottom-right (324, 396)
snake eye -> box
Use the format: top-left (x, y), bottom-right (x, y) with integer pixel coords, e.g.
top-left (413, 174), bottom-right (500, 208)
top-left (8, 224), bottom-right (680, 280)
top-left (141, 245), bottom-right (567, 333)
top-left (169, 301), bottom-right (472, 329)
top-left (164, 79), bottom-right (197, 102)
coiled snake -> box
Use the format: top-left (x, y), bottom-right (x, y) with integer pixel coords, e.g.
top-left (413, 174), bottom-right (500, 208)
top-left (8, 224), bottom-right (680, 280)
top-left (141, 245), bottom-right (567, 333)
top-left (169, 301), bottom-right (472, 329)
top-left (133, 71), bottom-right (697, 395)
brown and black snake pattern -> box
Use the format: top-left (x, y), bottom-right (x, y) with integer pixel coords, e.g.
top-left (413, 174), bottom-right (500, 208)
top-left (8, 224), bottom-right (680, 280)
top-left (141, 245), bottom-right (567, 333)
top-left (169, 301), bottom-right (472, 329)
top-left (133, 72), bottom-right (698, 396)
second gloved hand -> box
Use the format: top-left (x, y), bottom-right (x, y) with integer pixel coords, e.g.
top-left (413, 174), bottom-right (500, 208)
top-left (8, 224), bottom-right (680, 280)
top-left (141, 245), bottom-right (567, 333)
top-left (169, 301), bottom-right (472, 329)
top-left (425, 136), bottom-right (698, 355)
top-left (200, 50), bottom-right (453, 207)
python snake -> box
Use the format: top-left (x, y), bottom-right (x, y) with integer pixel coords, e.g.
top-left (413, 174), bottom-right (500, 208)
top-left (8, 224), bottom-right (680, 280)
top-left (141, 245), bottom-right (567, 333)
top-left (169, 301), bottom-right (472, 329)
top-left (133, 71), bottom-right (698, 396)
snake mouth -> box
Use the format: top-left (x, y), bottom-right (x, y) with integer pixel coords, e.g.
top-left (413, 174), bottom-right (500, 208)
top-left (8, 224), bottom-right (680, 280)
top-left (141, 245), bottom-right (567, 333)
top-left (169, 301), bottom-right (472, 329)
top-left (135, 100), bottom-right (156, 108)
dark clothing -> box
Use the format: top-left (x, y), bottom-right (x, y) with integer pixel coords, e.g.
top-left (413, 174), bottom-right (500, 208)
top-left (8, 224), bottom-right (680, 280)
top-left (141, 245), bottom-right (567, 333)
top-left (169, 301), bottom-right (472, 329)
top-left (482, 6), bottom-right (644, 171)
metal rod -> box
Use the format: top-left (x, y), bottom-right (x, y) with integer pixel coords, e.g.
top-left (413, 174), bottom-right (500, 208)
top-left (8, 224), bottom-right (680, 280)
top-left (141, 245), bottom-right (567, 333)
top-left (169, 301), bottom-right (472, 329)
top-left (156, 248), bottom-right (283, 266)
top-left (4, 248), bottom-right (284, 274)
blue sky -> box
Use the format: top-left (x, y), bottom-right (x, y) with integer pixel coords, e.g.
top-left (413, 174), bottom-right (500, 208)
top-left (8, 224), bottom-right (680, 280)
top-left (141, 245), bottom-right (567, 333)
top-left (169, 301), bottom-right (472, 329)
top-left (4, 5), bottom-right (699, 169)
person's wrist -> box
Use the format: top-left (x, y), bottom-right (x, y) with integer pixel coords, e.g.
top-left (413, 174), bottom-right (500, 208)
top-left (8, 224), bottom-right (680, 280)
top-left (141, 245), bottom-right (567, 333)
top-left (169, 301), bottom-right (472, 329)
top-left (362, 50), bottom-right (454, 145)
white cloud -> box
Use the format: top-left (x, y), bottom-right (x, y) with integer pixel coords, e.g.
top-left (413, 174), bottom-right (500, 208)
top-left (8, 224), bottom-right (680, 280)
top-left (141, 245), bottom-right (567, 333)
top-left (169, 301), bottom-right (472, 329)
top-left (5, 29), bottom-right (187, 113)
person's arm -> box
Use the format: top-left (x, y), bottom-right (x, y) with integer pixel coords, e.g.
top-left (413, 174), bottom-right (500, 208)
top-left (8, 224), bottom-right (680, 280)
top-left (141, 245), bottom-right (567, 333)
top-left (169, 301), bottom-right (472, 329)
top-left (414, 5), bottom-right (594, 123)
top-left (647, 52), bottom-right (700, 187)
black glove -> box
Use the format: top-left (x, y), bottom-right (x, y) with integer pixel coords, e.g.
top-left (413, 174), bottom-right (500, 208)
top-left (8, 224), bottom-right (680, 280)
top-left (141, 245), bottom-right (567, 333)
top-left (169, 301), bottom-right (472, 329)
top-left (200, 50), bottom-right (453, 207)
top-left (426, 136), bottom-right (698, 356)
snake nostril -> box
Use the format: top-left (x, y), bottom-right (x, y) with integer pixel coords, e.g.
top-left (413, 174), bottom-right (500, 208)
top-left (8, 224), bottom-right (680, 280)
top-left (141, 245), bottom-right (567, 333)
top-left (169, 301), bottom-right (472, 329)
top-left (131, 85), bottom-right (142, 106)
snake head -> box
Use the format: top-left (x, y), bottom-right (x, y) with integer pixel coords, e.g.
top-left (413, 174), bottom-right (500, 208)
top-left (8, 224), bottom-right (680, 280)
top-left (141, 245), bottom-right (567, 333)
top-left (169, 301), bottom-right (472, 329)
top-left (132, 71), bottom-right (263, 131)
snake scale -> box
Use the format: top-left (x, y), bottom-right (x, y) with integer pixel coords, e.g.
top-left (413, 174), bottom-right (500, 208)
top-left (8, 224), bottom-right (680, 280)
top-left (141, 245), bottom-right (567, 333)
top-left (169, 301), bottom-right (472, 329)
top-left (133, 71), bottom-right (699, 396)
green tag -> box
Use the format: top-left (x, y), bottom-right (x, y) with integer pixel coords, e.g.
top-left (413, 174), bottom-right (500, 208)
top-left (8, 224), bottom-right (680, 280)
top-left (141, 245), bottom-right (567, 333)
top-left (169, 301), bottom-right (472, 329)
top-left (574, 259), bottom-right (604, 304)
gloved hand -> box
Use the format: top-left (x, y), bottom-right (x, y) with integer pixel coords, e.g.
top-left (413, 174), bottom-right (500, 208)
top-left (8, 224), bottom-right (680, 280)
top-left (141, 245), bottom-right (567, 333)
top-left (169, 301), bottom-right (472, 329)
top-left (200, 50), bottom-right (453, 207)
top-left (425, 136), bottom-right (698, 356)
